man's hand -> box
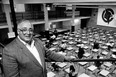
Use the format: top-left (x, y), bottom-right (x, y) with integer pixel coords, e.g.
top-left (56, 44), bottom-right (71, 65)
top-left (64, 56), bottom-right (76, 62)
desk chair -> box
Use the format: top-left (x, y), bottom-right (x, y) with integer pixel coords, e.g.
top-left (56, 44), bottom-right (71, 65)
top-left (108, 45), bottom-right (113, 51)
top-left (53, 28), bottom-right (58, 38)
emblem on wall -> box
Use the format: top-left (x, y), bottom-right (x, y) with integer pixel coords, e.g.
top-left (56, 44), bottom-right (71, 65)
top-left (102, 8), bottom-right (114, 24)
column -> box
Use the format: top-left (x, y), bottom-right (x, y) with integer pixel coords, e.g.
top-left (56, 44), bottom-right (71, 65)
top-left (71, 5), bottom-right (76, 32)
top-left (43, 3), bottom-right (49, 30)
top-left (9, 0), bottom-right (17, 35)
top-left (4, 4), bottom-right (15, 38)
top-left (4, 4), bottom-right (13, 32)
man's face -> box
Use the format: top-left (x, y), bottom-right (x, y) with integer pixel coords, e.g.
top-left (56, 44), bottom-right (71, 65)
top-left (18, 21), bottom-right (34, 43)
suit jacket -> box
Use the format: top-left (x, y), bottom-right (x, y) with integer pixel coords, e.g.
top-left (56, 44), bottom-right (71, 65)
top-left (3, 37), bottom-right (65, 77)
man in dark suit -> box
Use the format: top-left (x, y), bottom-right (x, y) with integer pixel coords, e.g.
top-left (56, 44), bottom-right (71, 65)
top-left (68, 65), bottom-right (77, 77)
top-left (78, 47), bottom-right (85, 59)
top-left (93, 42), bottom-right (99, 49)
top-left (2, 20), bottom-right (73, 77)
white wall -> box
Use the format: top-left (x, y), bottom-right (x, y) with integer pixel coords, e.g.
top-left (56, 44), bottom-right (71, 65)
top-left (87, 8), bottom-right (98, 27)
top-left (14, 4), bottom-right (25, 12)
top-left (62, 20), bottom-right (72, 29)
top-left (62, 19), bottom-right (81, 31)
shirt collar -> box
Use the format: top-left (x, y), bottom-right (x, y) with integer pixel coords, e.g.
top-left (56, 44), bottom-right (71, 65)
top-left (18, 36), bottom-right (35, 47)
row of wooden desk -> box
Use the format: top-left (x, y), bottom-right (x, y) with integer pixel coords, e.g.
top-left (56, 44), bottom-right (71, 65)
top-left (41, 27), bottom-right (116, 77)
top-left (46, 61), bottom-right (116, 77)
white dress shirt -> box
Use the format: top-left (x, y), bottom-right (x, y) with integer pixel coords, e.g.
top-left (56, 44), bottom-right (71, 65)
top-left (18, 36), bottom-right (42, 66)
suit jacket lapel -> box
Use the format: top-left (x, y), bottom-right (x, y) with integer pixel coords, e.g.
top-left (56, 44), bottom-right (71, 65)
top-left (15, 38), bottom-right (43, 68)
top-left (34, 40), bottom-right (45, 69)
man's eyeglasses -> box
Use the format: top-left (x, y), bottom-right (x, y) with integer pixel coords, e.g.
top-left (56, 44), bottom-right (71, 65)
top-left (19, 28), bottom-right (34, 33)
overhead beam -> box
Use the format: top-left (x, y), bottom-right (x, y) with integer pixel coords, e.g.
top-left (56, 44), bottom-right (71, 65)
top-left (54, 2), bottom-right (116, 6)
top-left (55, 5), bottom-right (99, 8)
top-left (2, 0), bottom-right (116, 4)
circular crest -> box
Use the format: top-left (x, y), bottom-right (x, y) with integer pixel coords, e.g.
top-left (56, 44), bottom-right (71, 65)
top-left (102, 8), bottom-right (114, 24)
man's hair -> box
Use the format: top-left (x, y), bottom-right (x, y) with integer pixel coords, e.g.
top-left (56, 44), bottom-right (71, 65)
top-left (17, 19), bottom-right (33, 29)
